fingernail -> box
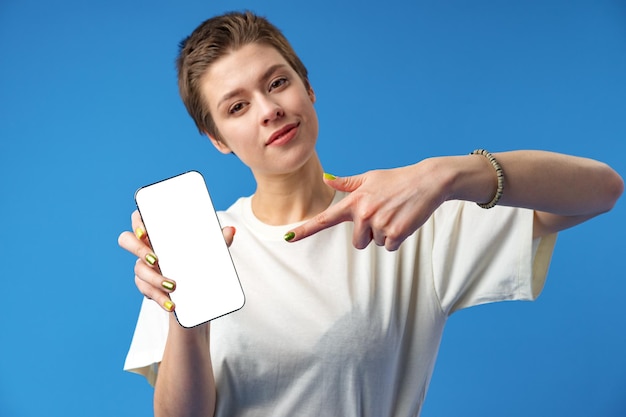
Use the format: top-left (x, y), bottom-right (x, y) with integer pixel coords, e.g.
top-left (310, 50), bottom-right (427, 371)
top-left (163, 300), bottom-right (175, 312)
top-left (323, 172), bottom-right (337, 180)
top-left (161, 280), bottom-right (175, 291)
top-left (134, 227), bottom-right (146, 240)
top-left (145, 253), bottom-right (158, 265)
top-left (230, 226), bottom-right (237, 236)
top-left (284, 231), bottom-right (295, 241)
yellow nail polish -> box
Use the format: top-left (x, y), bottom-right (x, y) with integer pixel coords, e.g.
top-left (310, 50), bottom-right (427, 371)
top-left (134, 227), bottom-right (146, 240)
top-left (162, 280), bottom-right (175, 291)
top-left (163, 300), bottom-right (174, 311)
top-left (145, 253), bottom-right (158, 265)
top-left (284, 231), bottom-right (295, 241)
top-left (323, 172), bottom-right (337, 180)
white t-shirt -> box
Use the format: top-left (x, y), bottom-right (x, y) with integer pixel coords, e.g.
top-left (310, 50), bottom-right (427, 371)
top-left (124, 191), bottom-right (557, 417)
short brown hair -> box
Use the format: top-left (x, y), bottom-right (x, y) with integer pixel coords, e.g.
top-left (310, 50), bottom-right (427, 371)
top-left (176, 11), bottom-right (310, 139)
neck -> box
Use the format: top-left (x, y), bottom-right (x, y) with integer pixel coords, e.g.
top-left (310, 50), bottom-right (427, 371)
top-left (250, 153), bottom-right (335, 225)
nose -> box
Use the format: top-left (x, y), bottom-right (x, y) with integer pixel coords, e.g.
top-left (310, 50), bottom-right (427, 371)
top-left (258, 95), bottom-right (284, 125)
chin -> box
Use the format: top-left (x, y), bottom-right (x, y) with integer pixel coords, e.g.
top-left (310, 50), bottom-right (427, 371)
top-left (269, 148), bottom-right (318, 176)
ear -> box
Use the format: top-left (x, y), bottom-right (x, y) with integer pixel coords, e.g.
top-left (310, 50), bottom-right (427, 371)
top-left (307, 86), bottom-right (316, 104)
top-left (206, 132), bottom-right (232, 154)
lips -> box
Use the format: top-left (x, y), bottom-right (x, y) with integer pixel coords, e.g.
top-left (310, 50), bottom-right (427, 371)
top-left (266, 122), bottom-right (299, 146)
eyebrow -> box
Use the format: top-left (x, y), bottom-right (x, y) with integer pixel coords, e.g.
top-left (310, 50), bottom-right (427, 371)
top-left (217, 64), bottom-right (288, 109)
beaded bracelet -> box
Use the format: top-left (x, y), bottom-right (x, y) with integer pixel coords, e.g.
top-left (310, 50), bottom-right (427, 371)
top-left (470, 149), bottom-right (504, 209)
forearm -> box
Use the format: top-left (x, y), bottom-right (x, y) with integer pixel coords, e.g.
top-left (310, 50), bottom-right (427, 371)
top-left (445, 150), bottom-right (623, 213)
top-left (495, 151), bottom-right (622, 214)
top-left (443, 150), bottom-right (623, 235)
top-left (154, 315), bottom-right (216, 417)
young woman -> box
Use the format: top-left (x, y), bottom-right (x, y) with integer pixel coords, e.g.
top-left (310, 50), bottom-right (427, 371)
top-left (118, 11), bottom-right (623, 417)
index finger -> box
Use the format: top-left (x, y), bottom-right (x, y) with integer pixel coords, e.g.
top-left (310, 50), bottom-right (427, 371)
top-left (131, 210), bottom-right (145, 237)
top-left (284, 198), bottom-right (353, 242)
top-left (117, 230), bottom-right (154, 261)
top-left (119, 210), bottom-right (157, 266)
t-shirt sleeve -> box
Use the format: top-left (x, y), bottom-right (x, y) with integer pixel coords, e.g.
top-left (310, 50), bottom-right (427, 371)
top-left (123, 296), bottom-right (170, 386)
top-left (431, 201), bottom-right (557, 315)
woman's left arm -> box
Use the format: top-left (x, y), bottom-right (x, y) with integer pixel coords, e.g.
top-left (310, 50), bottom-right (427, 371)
top-left (448, 150), bottom-right (624, 238)
top-left (287, 150), bottom-right (623, 250)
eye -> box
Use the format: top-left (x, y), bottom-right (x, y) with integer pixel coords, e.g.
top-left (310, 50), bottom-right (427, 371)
top-left (228, 102), bottom-right (245, 115)
top-left (269, 77), bottom-right (288, 91)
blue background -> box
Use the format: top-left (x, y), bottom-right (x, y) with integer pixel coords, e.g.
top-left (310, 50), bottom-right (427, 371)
top-left (1, 0), bottom-right (624, 416)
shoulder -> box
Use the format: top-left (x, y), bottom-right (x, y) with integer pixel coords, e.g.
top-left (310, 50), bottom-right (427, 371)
top-left (217, 196), bottom-right (250, 223)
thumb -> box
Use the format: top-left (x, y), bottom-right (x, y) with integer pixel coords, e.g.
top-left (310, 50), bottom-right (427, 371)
top-left (323, 172), bottom-right (364, 192)
top-left (222, 226), bottom-right (236, 247)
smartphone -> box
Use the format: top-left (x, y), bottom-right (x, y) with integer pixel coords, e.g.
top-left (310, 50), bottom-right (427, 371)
top-left (134, 170), bottom-right (245, 327)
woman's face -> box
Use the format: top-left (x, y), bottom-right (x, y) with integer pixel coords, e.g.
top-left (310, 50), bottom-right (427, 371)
top-left (200, 42), bottom-right (319, 178)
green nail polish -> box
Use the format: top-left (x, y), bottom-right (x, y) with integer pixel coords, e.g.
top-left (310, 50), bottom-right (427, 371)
top-left (162, 280), bottom-right (175, 291)
top-left (145, 253), bottom-right (157, 265)
top-left (323, 172), bottom-right (337, 180)
top-left (134, 227), bottom-right (146, 240)
top-left (284, 231), bottom-right (295, 241)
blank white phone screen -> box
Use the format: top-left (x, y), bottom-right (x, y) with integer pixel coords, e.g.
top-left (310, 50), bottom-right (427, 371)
top-left (135, 170), bottom-right (245, 327)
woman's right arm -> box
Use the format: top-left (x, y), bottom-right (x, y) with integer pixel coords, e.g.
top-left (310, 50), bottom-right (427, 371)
top-left (119, 210), bottom-right (235, 417)
top-left (155, 316), bottom-right (215, 417)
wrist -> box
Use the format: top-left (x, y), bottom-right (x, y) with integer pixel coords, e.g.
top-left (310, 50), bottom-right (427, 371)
top-left (168, 314), bottom-right (211, 344)
top-left (426, 156), bottom-right (458, 203)
top-left (439, 154), bottom-right (499, 204)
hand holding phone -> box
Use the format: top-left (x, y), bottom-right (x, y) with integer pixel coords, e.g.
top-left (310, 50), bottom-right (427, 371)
top-left (134, 171), bottom-right (245, 327)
